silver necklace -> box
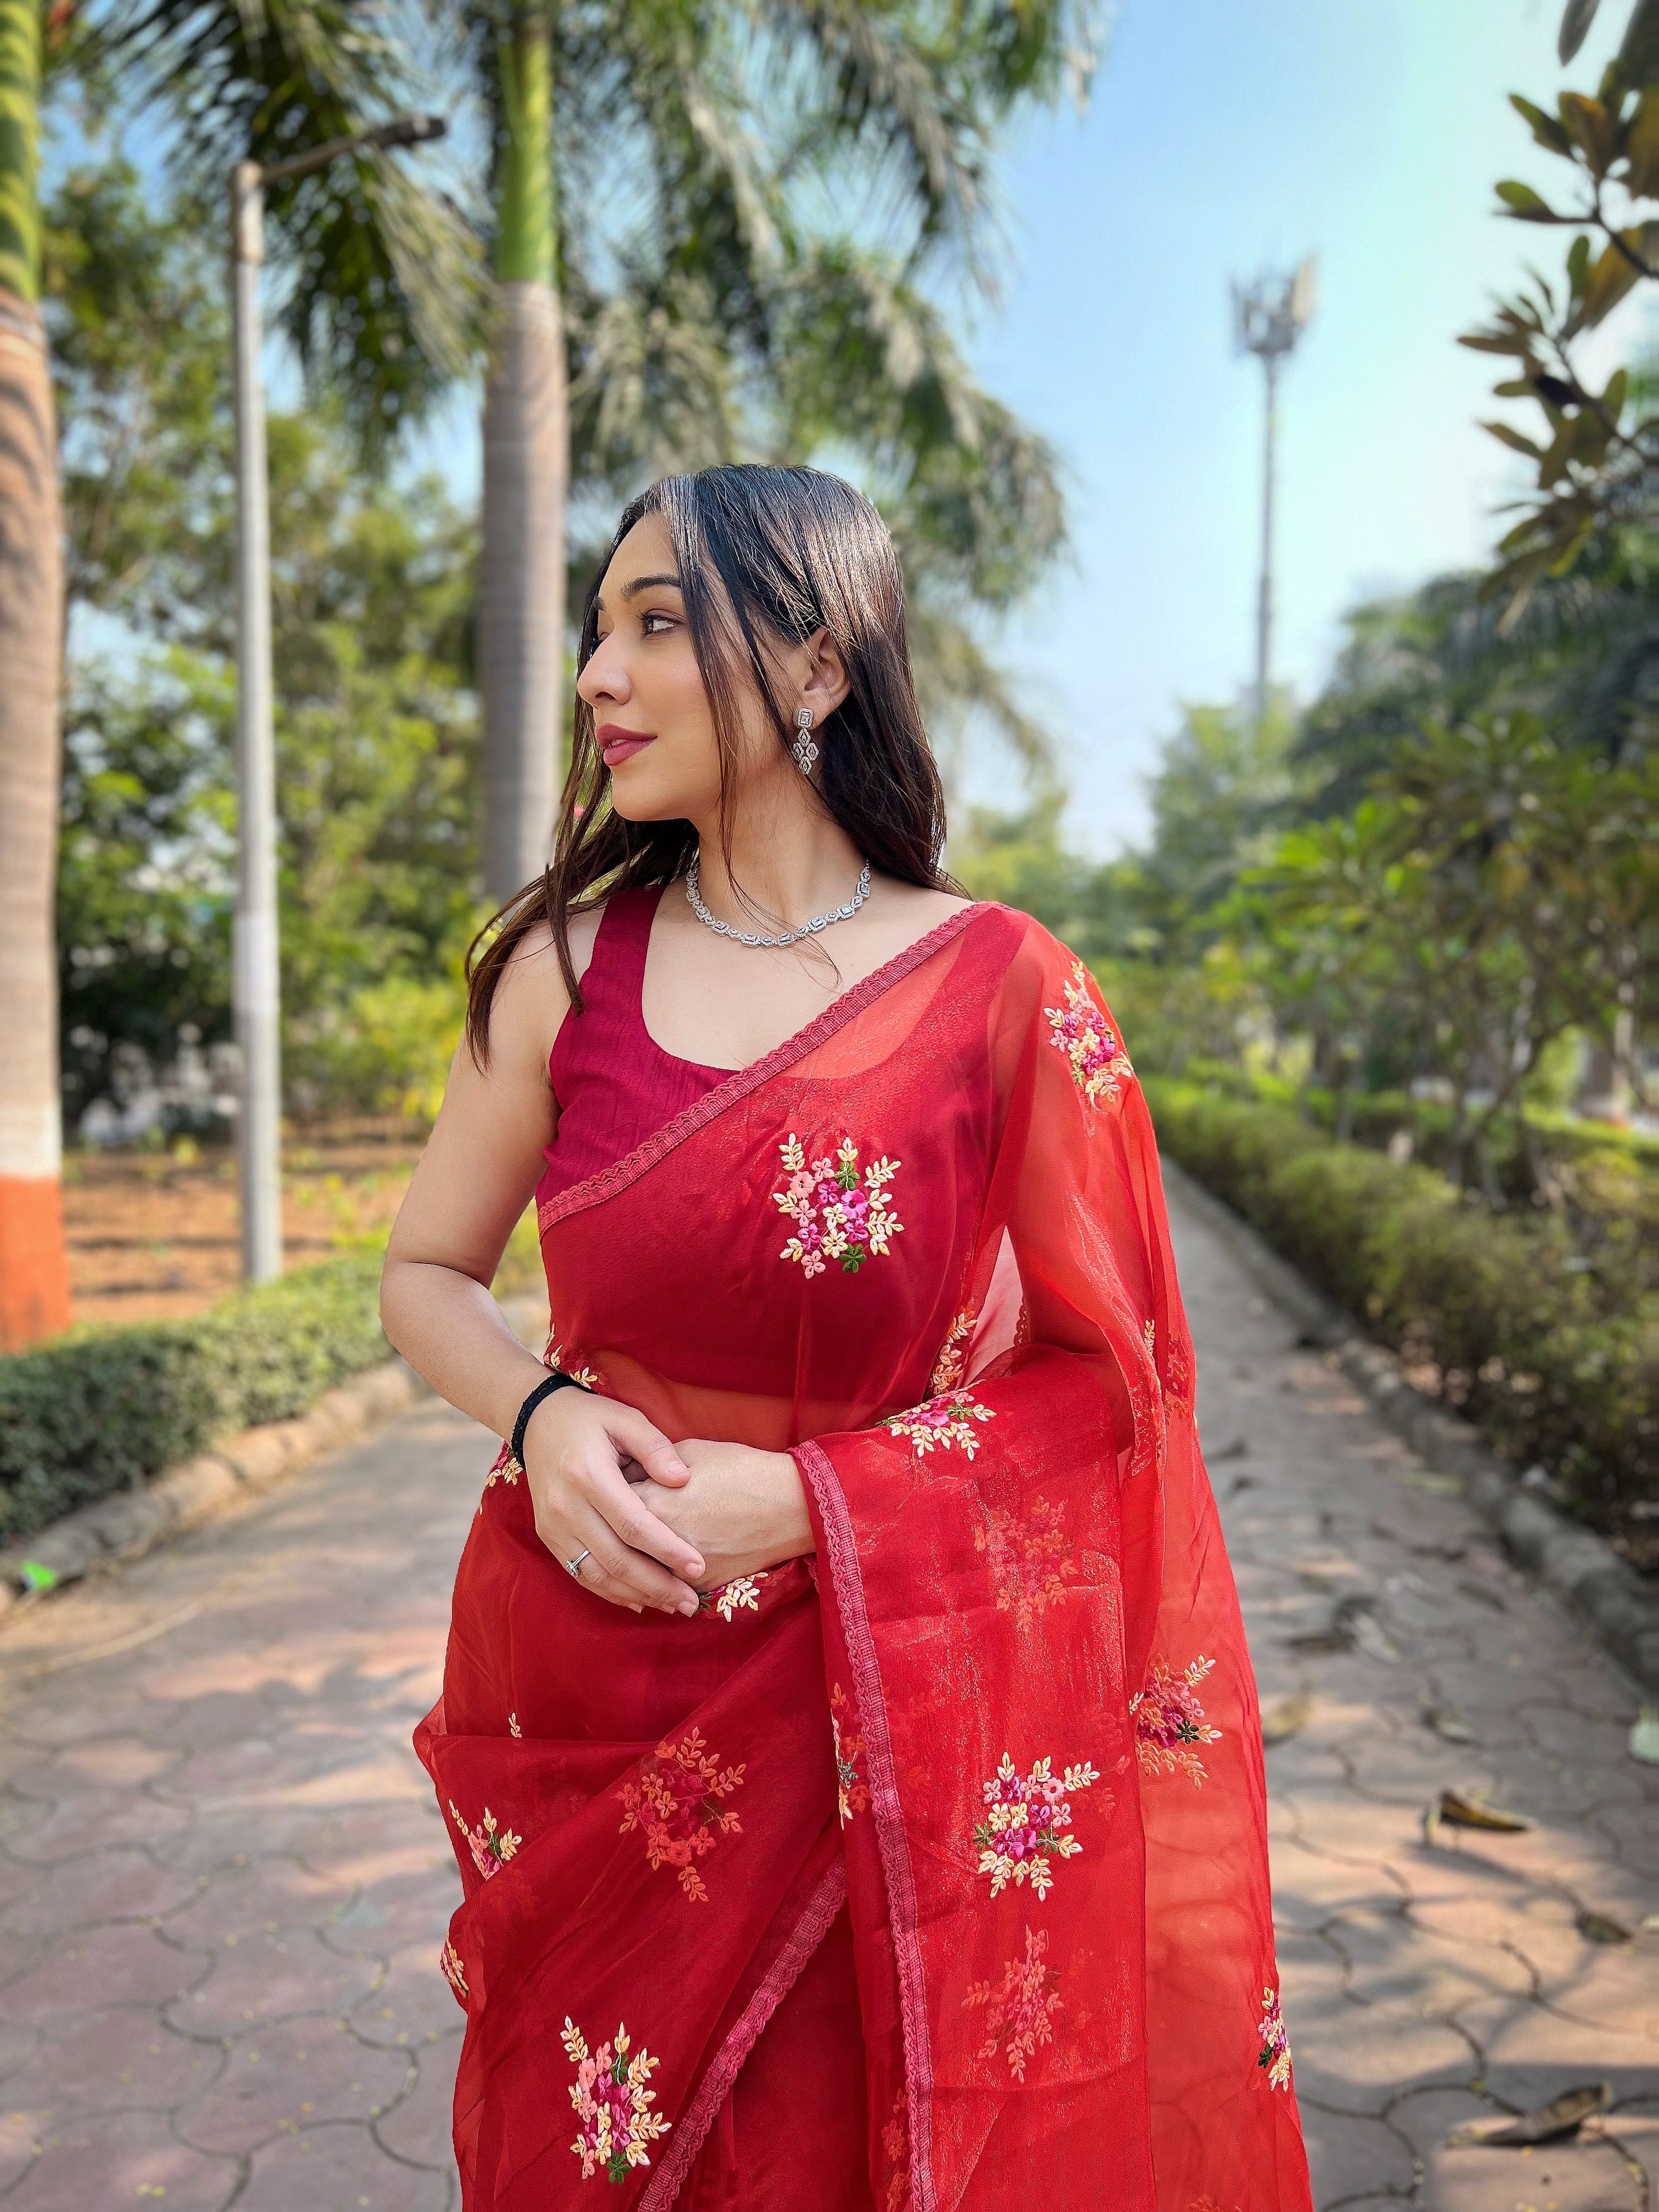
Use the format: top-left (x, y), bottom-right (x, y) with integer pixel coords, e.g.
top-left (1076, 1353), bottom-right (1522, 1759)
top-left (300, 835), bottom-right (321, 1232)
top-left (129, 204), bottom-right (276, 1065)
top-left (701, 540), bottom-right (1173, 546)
top-left (685, 852), bottom-right (873, 949)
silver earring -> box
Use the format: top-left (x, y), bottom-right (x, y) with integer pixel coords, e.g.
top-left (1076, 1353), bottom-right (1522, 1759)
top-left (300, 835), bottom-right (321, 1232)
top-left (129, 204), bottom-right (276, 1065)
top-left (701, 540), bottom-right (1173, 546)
top-left (792, 707), bottom-right (819, 775)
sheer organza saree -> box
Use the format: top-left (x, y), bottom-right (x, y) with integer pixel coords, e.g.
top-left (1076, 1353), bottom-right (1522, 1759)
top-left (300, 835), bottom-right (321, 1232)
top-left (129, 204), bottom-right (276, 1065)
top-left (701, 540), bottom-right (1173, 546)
top-left (414, 901), bottom-right (1312, 2212)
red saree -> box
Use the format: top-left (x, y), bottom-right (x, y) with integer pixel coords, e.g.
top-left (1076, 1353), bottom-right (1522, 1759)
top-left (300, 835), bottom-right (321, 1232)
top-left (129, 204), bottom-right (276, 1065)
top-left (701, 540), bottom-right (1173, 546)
top-left (414, 900), bottom-right (1313, 2212)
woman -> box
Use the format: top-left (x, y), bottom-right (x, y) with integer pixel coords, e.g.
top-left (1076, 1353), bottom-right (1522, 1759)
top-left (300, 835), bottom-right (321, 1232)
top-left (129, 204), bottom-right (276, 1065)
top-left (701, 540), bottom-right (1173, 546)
top-left (382, 464), bottom-right (1312, 2212)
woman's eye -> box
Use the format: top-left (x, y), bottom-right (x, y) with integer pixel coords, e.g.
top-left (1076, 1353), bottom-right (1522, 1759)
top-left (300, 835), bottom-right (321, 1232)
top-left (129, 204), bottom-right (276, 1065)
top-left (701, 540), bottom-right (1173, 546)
top-left (640, 611), bottom-right (678, 636)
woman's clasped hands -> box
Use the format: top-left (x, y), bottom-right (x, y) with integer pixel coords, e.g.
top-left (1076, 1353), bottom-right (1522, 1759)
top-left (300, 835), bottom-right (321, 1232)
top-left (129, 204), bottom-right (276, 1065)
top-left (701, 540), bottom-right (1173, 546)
top-left (521, 1390), bottom-right (812, 1616)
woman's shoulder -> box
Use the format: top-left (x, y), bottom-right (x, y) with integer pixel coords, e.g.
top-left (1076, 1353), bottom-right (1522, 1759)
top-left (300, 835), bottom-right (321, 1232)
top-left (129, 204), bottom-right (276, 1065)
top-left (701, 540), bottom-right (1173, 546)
top-left (483, 899), bottom-right (611, 1066)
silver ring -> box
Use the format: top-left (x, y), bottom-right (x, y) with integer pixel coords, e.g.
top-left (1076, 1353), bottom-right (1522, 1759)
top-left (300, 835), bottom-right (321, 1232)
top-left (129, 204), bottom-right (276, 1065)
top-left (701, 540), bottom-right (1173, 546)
top-left (564, 1548), bottom-right (591, 1581)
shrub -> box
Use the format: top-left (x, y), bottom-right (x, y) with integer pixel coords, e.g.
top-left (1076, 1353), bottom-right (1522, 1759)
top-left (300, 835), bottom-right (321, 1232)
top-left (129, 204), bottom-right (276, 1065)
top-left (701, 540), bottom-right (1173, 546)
top-left (0, 1253), bottom-right (388, 1545)
top-left (1144, 1078), bottom-right (1658, 1549)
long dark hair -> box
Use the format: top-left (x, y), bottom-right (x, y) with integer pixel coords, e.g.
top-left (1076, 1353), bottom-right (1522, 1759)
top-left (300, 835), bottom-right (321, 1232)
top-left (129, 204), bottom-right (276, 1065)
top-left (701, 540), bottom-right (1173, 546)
top-left (465, 463), bottom-right (960, 1063)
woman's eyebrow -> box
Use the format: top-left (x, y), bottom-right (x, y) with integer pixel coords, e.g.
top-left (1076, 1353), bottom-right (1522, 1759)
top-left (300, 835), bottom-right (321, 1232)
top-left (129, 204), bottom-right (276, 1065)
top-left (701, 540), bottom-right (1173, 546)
top-left (614, 571), bottom-right (684, 603)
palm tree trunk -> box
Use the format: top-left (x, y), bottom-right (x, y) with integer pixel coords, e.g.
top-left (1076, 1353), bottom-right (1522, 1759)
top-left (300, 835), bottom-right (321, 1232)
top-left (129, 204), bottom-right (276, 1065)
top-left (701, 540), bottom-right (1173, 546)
top-left (0, 0), bottom-right (72, 1348)
top-left (481, 11), bottom-right (567, 906)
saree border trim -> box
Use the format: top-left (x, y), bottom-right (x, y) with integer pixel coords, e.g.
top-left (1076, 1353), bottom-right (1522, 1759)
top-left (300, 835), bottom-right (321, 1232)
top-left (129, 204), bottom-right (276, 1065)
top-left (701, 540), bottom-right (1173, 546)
top-left (537, 900), bottom-right (1000, 1235)
top-left (634, 1852), bottom-right (849, 2212)
top-left (795, 1437), bottom-right (939, 2212)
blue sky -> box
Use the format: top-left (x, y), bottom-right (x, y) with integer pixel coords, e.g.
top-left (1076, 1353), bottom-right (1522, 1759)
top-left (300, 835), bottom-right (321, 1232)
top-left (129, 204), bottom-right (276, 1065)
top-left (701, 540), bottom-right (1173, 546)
top-left (955, 0), bottom-right (1629, 849)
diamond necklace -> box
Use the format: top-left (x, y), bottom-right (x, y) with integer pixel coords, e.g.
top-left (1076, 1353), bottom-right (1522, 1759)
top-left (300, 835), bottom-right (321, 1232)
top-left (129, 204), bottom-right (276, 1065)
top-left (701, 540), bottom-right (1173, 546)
top-left (684, 851), bottom-right (873, 949)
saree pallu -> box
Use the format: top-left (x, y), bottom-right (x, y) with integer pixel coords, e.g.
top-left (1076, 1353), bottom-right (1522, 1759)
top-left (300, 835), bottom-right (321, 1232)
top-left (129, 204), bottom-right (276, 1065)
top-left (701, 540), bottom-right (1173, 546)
top-left (414, 901), bottom-right (1313, 2212)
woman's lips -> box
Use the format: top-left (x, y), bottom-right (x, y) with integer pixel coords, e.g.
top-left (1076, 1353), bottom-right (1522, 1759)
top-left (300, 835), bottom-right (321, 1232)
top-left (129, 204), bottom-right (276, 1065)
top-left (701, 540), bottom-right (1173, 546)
top-left (598, 726), bottom-right (656, 766)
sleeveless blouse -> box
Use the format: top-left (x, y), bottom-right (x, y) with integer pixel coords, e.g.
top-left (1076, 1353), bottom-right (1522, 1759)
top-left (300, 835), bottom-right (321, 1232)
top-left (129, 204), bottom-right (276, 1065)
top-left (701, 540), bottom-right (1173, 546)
top-left (541, 884), bottom-right (730, 1203)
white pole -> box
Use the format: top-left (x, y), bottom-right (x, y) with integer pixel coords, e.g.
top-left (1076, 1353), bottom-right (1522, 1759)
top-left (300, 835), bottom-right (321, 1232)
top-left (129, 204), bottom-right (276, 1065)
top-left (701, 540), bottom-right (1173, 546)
top-left (230, 160), bottom-right (283, 1283)
top-left (1256, 347), bottom-right (1279, 732)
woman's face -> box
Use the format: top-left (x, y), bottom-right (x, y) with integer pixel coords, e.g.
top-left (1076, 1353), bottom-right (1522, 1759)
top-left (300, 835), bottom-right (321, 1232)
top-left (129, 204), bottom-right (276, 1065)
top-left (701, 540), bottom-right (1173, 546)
top-left (576, 511), bottom-right (763, 824)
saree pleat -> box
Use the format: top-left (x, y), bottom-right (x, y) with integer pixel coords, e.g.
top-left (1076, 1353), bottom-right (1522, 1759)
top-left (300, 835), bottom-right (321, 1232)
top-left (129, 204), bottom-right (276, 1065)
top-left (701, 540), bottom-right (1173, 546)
top-left (414, 901), bottom-right (1312, 2211)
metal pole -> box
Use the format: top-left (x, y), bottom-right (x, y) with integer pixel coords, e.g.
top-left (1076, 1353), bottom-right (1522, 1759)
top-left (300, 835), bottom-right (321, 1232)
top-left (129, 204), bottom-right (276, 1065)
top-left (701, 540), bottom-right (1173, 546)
top-left (1256, 347), bottom-right (1279, 731)
top-left (230, 160), bottom-right (283, 1283)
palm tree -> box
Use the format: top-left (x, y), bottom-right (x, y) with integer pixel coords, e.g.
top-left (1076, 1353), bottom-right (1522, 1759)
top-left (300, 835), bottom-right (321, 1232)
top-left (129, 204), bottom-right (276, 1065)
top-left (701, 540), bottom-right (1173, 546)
top-left (0, 0), bottom-right (479, 1344)
top-left (0, 0), bottom-right (72, 1346)
top-left (460, 0), bottom-right (1107, 902)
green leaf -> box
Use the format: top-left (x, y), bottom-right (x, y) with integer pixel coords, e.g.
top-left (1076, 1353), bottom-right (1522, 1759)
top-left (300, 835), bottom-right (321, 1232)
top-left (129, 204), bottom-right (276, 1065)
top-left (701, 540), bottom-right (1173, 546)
top-left (1567, 232), bottom-right (1592, 292)
top-left (1617, 0), bottom-right (1659, 86)
top-left (1560, 0), bottom-right (1602, 64)
top-left (1602, 365), bottom-right (1629, 420)
top-left (1482, 420), bottom-right (1547, 458)
top-left (1459, 330), bottom-right (1543, 356)
top-left (1559, 93), bottom-right (1618, 176)
top-left (1511, 93), bottom-right (1573, 155)
top-left (1577, 225), bottom-right (1658, 325)
top-left (1626, 86), bottom-right (1659, 193)
top-left (1496, 179), bottom-right (1565, 220)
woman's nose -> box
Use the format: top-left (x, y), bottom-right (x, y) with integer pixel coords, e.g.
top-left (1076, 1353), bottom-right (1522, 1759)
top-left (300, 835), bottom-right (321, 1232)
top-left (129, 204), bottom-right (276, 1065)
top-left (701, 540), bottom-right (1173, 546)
top-left (577, 635), bottom-right (630, 707)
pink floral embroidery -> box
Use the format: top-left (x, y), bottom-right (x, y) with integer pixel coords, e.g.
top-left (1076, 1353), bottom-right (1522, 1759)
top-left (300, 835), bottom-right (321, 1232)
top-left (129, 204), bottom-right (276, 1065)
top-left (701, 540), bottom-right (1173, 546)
top-left (831, 1683), bottom-right (870, 1825)
top-left (974, 1496), bottom-right (1078, 1629)
top-left (880, 2088), bottom-right (910, 2212)
top-left (1044, 959), bottom-right (1133, 1108)
top-left (508, 1711), bottom-right (522, 1739)
top-left (975, 1752), bottom-right (1102, 1898)
top-left (928, 1307), bottom-right (977, 1396)
top-left (484, 1449), bottom-right (522, 1489)
top-left (439, 1938), bottom-right (468, 2001)
top-left (450, 1799), bottom-right (521, 1879)
top-left (562, 2017), bottom-right (671, 2182)
top-left (1132, 1655), bottom-right (1223, 1785)
top-left (616, 1729), bottom-right (746, 1902)
top-left (773, 1133), bottom-right (902, 1277)
top-left (882, 1389), bottom-right (995, 1459)
top-left (696, 1573), bottom-right (768, 1621)
top-left (1257, 1985), bottom-right (1292, 2089)
top-left (963, 1925), bottom-right (1063, 2082)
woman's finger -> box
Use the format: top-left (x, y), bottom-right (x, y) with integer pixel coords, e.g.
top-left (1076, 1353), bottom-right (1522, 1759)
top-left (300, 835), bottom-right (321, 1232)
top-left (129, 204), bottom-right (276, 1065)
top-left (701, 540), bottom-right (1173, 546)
top-left (605, 1406), bottom-right (691, 1487)
top-left (590, 1464), bottom-right (705, 1582)
top-left (565, 1499), bottom-right (699, 1616)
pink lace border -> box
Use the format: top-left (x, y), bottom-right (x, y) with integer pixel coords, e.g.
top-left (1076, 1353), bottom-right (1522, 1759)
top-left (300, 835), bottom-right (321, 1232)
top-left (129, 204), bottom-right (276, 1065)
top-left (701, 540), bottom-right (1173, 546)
top-left (537, 902), bottom-right (993, 1235)
top-left (635, 1852), bottom-right (849, 2212)
top-left (795, 1437), bottom-right (938, 2212)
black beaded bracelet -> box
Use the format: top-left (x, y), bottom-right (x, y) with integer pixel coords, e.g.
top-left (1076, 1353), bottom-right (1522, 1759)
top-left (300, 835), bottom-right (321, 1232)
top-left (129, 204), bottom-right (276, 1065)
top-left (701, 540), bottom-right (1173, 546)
top-left (510, 1370), bottom-right (591, 1465)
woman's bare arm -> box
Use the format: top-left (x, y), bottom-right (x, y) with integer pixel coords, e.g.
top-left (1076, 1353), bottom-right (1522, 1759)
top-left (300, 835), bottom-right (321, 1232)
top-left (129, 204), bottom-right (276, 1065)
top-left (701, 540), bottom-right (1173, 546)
top-left (380, 925), bottom-right (707, 1615)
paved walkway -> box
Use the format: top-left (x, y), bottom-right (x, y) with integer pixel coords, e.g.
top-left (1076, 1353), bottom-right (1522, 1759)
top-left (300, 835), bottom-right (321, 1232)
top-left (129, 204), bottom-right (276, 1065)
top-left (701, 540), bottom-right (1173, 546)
top-left (1, 1191), bottom-right (1654, 2209)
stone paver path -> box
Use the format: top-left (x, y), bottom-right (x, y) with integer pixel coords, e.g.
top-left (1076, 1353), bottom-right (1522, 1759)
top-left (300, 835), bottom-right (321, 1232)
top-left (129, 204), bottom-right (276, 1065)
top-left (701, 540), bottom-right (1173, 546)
top-left (1, 1190), bottom-right (1655, 2209)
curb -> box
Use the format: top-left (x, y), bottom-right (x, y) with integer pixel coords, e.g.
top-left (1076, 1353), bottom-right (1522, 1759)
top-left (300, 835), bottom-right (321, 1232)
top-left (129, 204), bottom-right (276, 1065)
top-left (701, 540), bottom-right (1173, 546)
top-left (0, 1291), bottom-right (548, 1622)
top-left (1161, 1156), bottom-right (1659, 1698)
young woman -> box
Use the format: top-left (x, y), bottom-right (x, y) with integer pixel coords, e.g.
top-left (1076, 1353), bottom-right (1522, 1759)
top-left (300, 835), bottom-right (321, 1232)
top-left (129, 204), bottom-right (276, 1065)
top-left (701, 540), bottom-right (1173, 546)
top-left (382, 465), bottom-right (1312, 2212)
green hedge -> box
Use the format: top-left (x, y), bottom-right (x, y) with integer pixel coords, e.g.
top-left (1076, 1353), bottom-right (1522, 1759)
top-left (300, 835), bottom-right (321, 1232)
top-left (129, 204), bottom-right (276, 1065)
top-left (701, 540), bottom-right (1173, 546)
top-left (0, 1252), bottom-right (388, 1546)
top-left (1145, 1078), bottom-right (1658, 1543)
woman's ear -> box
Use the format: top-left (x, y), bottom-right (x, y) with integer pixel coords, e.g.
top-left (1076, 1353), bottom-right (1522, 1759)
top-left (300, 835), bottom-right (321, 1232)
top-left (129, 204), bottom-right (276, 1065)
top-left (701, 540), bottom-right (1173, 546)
top-left (799, 627), bottom-right (852, 721)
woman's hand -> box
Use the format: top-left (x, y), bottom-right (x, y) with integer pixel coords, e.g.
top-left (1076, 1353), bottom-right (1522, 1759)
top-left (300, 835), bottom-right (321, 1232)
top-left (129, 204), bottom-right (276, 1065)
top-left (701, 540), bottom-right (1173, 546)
top-left (631, 1438), bottom-right (813, 1590)
top-left (523, 1391), bottom-right (708, 1616)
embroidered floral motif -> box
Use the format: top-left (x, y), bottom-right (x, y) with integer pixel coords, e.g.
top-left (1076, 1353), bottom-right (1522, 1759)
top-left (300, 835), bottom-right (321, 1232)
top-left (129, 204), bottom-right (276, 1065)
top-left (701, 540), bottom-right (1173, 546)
top-left (696, 1573), bottom-right (769, 1621)
top-left (880, 2089), bottom-right (910, 2212)
top-left (562, 2017), bottom-right (672, 2183)
top-left (484, 1451), bottom-right (522, 1489)
top-left (508, 1711), bottom-right (522, 1739)
top-left (1257, 1985), bottom-right (1292, 2090)
top-left (1131, 1655), bottom-right (1223, 1786)
top-left (831, 1683), bottom-right (870, 1825)
top-left (974, 1752), bottom-right (1102, 1898)
top-left (450, 1800), bottom-right (521, 1880)
top-left (963, 1926), bottom-right (1063, 2083)
top-left (1043, 959), bottom-right (1133, 1108)
top-left (772, 1133), bottom-right (902, 1278)
top-left (882, 1389), bottom-right (996, 1460)
top-left (616, 1729), bottom-right (746, 1902)
top-left (546, 1335), bottom-right (605, 1391)
top-left (974, 1496), bottom-right (1078, 1629)
top-left (439, 1938), bottom-right (469, 2000)
top-left (928, 1307), bottom-right (977, 1396)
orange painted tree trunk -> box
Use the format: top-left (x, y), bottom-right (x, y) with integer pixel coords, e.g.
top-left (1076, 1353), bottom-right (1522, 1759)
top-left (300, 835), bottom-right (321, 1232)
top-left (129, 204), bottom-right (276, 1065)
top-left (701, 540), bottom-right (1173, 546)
top-left (0, 0), bottom-right (72, 1347)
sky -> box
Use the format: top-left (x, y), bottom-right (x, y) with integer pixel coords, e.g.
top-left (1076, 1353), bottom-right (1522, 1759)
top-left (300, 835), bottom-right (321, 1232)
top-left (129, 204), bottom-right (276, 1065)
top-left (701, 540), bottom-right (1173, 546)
top-left (951, 0), bottom-right (1629, 850)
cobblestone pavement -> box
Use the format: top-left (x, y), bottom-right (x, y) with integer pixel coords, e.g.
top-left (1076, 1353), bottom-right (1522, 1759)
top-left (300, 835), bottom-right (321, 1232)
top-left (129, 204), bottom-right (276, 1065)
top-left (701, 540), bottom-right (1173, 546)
top-left (1, 1191), bottom-right (1654, 2210)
